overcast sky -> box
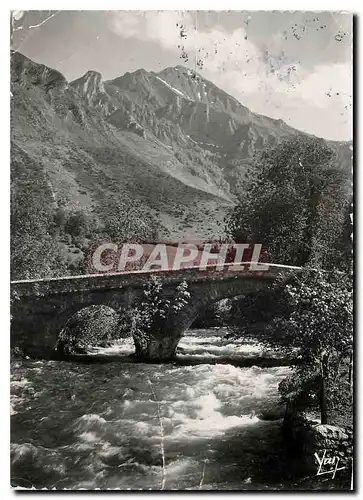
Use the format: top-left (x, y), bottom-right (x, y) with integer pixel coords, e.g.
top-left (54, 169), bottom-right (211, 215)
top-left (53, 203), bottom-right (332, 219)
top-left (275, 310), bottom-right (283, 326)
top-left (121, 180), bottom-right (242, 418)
top-left (11, 10), bottom-right (352, 141)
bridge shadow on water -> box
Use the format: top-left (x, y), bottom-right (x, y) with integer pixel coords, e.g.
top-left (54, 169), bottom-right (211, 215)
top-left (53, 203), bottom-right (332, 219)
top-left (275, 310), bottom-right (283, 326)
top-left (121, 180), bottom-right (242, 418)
top-left (52, 328), bottom-right (297, 368)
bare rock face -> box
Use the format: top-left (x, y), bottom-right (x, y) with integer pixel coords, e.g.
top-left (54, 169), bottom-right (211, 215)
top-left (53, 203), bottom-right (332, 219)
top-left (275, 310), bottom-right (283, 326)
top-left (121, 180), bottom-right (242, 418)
top-left (71, 71), bottom-right (104, 98)
top-left (127, 120), bottom-right (146, 138)
top-left (69, 70), bottom-right (115, 114)
top-left (11, 50), bottom-right (66, 91)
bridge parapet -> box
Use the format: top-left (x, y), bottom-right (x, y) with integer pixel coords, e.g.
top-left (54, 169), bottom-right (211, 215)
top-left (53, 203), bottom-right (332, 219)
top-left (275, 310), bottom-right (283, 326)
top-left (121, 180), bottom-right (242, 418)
top-left (11, 263), bottom-right (297, 298)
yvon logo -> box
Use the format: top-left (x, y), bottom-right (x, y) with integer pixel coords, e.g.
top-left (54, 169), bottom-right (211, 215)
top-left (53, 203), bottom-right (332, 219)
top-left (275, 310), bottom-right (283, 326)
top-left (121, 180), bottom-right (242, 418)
top-left (315, 449), bottom-right (346, 479)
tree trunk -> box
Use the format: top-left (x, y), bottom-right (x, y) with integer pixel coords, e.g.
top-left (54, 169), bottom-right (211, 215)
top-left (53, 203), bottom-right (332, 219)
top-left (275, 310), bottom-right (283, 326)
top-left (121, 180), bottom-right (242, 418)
top-left (348, 351), bottom-right (353, 388)
top-left (133, 335), bottom-right (180, 362)
top-left (319, 374), bottom-right (328, 424)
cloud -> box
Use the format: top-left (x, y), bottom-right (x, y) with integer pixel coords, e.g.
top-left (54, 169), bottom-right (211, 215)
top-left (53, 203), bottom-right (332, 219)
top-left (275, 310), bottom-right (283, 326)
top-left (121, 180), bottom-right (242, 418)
top-left (110, 11), bottom-right (185, 46)
top-left (109, 11), bottom-right (352, 140)
top-left (109, 11), bottom-right (257, 67)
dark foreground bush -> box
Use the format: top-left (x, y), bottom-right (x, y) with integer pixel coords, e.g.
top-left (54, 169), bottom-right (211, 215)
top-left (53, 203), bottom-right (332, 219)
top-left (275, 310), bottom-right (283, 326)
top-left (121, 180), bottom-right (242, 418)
top-left (53, 305), bottom-right (132, 358)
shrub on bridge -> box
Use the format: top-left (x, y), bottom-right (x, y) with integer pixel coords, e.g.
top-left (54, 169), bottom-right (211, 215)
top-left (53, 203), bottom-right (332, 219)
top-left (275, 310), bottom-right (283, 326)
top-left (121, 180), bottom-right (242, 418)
top-left (131, 276), bottom-right (190, 360)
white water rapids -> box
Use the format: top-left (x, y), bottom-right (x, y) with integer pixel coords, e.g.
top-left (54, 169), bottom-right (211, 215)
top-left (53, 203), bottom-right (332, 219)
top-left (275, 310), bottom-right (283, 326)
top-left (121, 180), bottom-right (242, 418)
top-left (11, 329), bottom-right (293, 490)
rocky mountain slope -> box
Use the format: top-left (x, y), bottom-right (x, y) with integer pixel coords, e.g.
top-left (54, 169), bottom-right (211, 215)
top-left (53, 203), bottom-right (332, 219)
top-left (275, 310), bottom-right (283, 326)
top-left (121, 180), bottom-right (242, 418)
top-left (69, 64), bottom-right (305, 194)
top-left (10, 51), bottom-right (351, 278)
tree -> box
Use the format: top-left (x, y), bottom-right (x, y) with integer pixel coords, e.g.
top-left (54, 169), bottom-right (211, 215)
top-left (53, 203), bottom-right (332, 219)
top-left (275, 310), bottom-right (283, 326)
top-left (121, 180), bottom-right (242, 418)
top-left (64, 211), bottom-right (91, 237)
top-left (53, 207), bottom-right (67, 234)
top-left (257, 269), bottom-right (352, 425)
top-left (131, 277), bottom-right (190, 361)
top-left (225, 137), bottom-right (352, 270)
top-left (11, 186), bottom-right (67, 280)
top-left (227, 288), bottom-right (284, 334)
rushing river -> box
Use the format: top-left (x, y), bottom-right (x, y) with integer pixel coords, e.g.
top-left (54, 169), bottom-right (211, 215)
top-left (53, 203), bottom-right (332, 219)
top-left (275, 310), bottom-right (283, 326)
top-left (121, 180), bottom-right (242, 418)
top-left (11, 329), bottom-right (302, 490)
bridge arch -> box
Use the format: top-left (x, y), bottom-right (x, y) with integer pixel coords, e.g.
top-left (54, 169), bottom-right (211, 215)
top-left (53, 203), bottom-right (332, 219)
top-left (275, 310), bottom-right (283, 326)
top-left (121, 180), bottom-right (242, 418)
top-left (53, 304), bottom-right (124, 358)
top-left (11, 290), bottom-right (137, 359)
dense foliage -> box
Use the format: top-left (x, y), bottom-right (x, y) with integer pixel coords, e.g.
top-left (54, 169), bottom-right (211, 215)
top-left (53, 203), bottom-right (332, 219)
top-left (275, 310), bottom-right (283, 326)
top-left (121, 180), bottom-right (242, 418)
top-left (53, 305), bottom-right (129, 357)
top-left (274, 270), bottom-right (352, 425)
top-left (235, 269), bottom-right (353, 425)
top-left (11, 144), bottom-right (67, 280)
top-left (225, 136), bottom-right (352, 271)
top-left (192, 299), bottom-right (231, 328)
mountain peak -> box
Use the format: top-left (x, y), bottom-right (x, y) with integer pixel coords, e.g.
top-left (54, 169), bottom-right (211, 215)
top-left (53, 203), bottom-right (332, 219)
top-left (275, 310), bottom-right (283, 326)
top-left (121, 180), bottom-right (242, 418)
top-left (84, 69), bottom-right (103, 79)
top-left (158, 65), bottom-right (202, 80)
top-left (71, 70), bottom-right (103, 86)
top-left (70, 70), bottom-right (105, 101)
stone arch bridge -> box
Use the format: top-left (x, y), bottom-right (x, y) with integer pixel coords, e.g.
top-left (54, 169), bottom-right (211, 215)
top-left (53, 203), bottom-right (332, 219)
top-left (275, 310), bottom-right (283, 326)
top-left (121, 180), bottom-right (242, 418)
top-left (11, 264), bottom-right (300, 360)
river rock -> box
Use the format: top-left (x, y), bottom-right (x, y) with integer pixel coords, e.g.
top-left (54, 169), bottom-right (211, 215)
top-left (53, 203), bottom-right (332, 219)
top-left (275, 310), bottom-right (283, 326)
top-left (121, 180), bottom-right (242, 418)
top-left (311, 424), bottom-right (348, 443)
top-left (257, 406), bottom-right (286, 421)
